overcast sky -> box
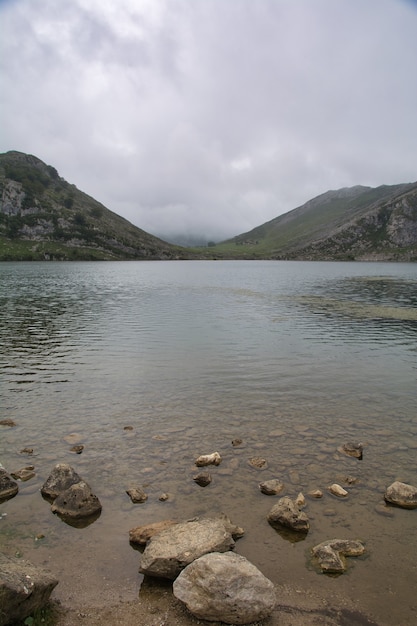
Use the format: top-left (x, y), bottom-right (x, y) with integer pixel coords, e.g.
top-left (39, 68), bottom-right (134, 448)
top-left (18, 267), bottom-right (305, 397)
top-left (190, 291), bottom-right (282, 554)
top-left (1, 0), bottom-right (417, 242)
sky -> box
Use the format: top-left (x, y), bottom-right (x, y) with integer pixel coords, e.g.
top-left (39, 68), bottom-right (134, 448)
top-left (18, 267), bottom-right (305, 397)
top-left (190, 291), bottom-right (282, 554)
top-left (1, 0), bottom-right (417, 243)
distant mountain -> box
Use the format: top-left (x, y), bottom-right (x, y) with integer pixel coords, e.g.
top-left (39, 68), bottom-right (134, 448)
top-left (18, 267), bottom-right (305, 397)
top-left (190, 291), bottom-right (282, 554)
top-left (211, 182), bottom-right (417, 261)
top-left (0, 151), bottom-right (189, 261)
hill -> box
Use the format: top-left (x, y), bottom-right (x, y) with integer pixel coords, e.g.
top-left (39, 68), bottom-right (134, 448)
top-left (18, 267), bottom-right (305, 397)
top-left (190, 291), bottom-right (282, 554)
top-left (208, 182), bottom-right (417, 261)
top-left (0, 151), bottom-right (189, 261)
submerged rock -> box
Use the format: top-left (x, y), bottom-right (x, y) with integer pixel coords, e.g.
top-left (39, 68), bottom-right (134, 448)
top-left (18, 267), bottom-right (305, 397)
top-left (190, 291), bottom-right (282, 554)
top-left (0, 419), bottom-right (16, 427)
top-left (312, 539), bottom-right (365, 574)
top-left (139, 514), bottom-right (242, 579)
top-left (173, 551), bottom-right (276, 625)
top-left (0, 552), bottom-right (58, 626)
top-left (248, 457), bottom-right (268, 470)
top-left (195, 452), bottom-right (222, 467)
top-left (126, 486), bottom-right (148, 503)
top-left (193, 472), bottom-right (212, 487)
top-left (267, 496), bottom-right (309, 533)
top-left (308, 489), bottom-right (323, 499)
top-left (11, 467), bottom-right (35, 482)
top-left (41, 464), bottom-right (82, 501)
top-left (0, 469), bottom-right (19, 503)
top-left (384, 481), bottom-right (417, 509)
top-left (339, 442), bottom-right (363, 460)
top-left (259, 479), bottom-right (284, 495)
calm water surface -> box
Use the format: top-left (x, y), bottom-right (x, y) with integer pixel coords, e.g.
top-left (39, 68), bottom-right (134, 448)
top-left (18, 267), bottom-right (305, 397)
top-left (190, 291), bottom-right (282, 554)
top-left (1, 260), bottom-right (417, 624)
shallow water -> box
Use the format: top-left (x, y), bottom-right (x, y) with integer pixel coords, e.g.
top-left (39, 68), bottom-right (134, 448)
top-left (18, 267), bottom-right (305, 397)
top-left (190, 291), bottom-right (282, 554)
top-left (1, 260), bottom-right (416, 624)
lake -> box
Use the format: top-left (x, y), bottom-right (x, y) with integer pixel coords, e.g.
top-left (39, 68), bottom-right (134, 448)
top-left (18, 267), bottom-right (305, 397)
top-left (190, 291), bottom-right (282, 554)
top-left (1, 260), bottom-right (416, 624)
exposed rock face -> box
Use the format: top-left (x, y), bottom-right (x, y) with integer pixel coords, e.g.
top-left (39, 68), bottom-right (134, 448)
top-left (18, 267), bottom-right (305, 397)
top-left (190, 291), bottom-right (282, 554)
top-left (173, 551), bottom-right (276, 625)
top-left (384, 481), bottom-right (417, 509)
top-left (195, 452), bottom-right (222, 467)
top-left (139, 515), bottom-right (242, 579)
top-left (0, 469), bottom-right (18, 503)
top-left (259, 479), bottom-right (284, 495)
top-left (0, 552), bottom-right (58, 626)
top-left (267, 496), bottom-right (309, 533)
top-left (41, 464), bottom-right (83, 501)
top-left (311, 539), bottom-right (365, 574)
top-left (129, 520), bottom-right (178, 546)
top-left (51, 481), bottom-right (102, 521)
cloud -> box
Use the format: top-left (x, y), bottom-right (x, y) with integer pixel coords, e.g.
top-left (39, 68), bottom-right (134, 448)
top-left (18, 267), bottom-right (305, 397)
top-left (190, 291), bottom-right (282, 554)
top-left (1, 0), bottom-right (417, 241)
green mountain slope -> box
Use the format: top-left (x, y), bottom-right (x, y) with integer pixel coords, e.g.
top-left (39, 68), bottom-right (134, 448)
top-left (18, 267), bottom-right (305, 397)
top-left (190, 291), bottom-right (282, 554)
top-left (0, 151), bottom-right (189, 261)
top-left (210, 182), bottom-right (417, 261)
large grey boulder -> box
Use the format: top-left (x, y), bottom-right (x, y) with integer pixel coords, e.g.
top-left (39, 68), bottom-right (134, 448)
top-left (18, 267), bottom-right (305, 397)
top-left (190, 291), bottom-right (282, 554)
top-left (311, 539), bottom-right (365, 574)
top-left (267, 496), bottom-right (309, 533)
top-left (0, 469), bottom-right (18, 503)
top-left (41, 463), bottom-right (82, 501)
top-left (139, 515), bottom-right (242, 579)
top-left (384, 481), bottom-right (417, 509)
top-left (173, 551), bottom-right (276, 624)
top-left (0, 553), bottom-right (58, 626)
top-left (51, 480), bottom-right (102, 521)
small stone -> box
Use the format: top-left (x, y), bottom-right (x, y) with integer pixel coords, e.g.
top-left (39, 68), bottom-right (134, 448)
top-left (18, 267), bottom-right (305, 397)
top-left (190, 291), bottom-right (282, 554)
top-left (159, 493), bottom-right (169, 501)
top-left (41, 464), bottom-right (82, 501)
top-left (312, 539), bottom-right (365, 574)
top-left (295, 492), bottom-right (306, 508)
top-left (374, 504), bottom-right (394, 518)
top-left (20, 448), bottom-right (33, 455)
top-left (195, 452), bottom-right (222, 467)
top-left (70, 445), bottom-right (84, 454)
top-left (248, 457), bottom-right (268, 470)
top-left (339, 442), bottom-right (363, 460)
top-left (63, 432), bottom-right (83, 444)
top-left (231, 438), bottom-right (242, 447)
top-left (123, 425), bottom-right (134, 431)
top-left (126, 486), bottom-right (148, 503)
top-left (51, 480), bottom-right (102, 521)
top-left (193, 472), bottom-right (212, 487)
top-left (259, 479), bottom-right (284, 495)
top-left (0, 419), bottom-right (16, 427)
top-left (384, 481), bottom-right (417, 509)
top-left (308, 489), bottom-right (323, 499)
top-left (0, 469), bottom-right (19, 502)
top-left (267, 496), bottom-right (309, 533)
top-left (329, 483), bottom-right (348, 497)
top-left (11, 468), bottom-right (35, 482)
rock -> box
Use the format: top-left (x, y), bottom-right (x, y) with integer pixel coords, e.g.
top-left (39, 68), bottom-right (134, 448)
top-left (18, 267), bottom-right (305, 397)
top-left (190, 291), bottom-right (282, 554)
top-left (159, 492), bottom-right (169, 501)
top-left (231, 438), bottom-right (242, 447)
top-left (139, 515), bottom-right (240, 579)
top-left (123, 425), bottom-right (134, 431)
top-left (311, 539), bottom-right (365, 574)
top-left (259, 479), bottom-right (284, 495)
top-left (173, 551), bottom-right (276, 624)
top-left (126, 486), bottom-right (148, 503)
top-left (195, 452), bottom-right (222, 467)
top-left (384, 481), bottom-right (417, 509)
top-left (11, 467), bottom-right (35, 482)
top-left (193, 472), bottom-right (212, 487)
top-left (339, 442), bottom-right (363, 460)
top-left (0, 419), bottom-right (16, 427)
top-left (129, 520), bottom-right (178, 546)
top-left (295, 492), bottom-right (306, 508)
top-left (267, 496), bottom-right (309, 533)
top-left (0, 552), bottom-right (58, 626)
top-left (0, 469), bottom-right (19, 503)
top-left (70, 445), bottom-right (84, 454)
top-left (41, 464), bottom-right (82, 501)
top-left (248, 457), bottom-right (268, 470)
top-left (20, 448), bottom-right (33, 455)
top-left (51, 480), bottom-right (102, 521)
top-left (308, 489), bottom-right (323, 499)
top-left (329, 483), bottom-right (348, 497)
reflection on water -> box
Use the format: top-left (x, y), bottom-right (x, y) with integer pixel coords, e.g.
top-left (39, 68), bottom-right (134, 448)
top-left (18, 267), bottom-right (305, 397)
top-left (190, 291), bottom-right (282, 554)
top-left (0, 260), bottom-right (417, 624)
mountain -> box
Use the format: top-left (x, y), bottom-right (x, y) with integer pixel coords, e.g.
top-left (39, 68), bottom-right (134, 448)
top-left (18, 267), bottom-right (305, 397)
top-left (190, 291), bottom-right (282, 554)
top-left (210, 182), bottom-right (417, 261)
top-left (0, 151), bottom-right (189, 261)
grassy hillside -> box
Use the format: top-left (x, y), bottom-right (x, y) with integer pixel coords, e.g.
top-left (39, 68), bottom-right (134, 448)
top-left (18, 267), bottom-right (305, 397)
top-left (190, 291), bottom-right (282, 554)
top-left (203, 183), bottom-right (417, 261)
top-left (0, 151), bottom-right (189, 261)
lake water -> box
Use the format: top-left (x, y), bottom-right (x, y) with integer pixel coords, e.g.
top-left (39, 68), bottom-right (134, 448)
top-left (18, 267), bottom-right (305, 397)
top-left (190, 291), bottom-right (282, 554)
top-left (1, 260), bottom-right (416, 624)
